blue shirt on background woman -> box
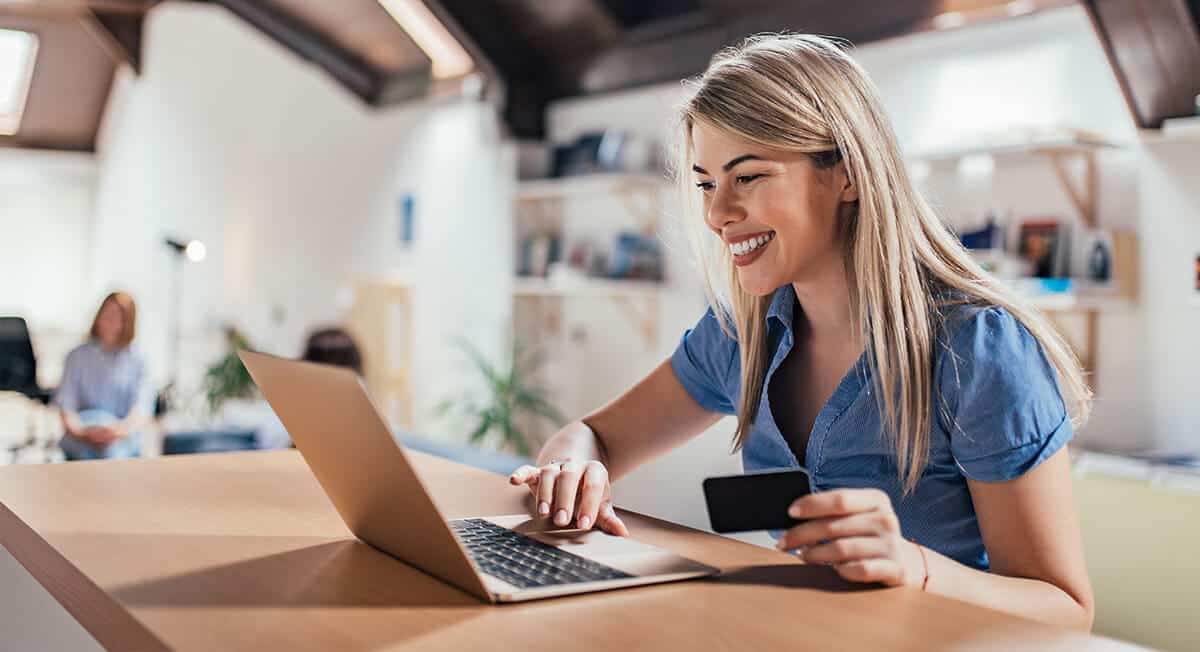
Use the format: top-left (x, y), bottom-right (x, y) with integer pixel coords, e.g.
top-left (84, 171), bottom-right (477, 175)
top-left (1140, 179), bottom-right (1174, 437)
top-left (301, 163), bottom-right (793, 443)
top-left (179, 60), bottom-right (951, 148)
top-left (506, 34), bottom-right (1095, 630)
top-left (54, 291), bottom-right (154, 460)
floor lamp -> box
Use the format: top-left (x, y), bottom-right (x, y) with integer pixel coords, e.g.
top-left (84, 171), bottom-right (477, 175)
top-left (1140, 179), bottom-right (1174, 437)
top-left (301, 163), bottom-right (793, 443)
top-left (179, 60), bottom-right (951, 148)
top-left (162, 237), bottom-right (206, 414)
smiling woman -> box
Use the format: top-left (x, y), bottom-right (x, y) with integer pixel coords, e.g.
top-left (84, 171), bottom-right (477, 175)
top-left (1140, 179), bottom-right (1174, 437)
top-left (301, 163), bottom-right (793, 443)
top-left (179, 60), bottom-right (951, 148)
top-left (508, 33), bottom-right (1096, 631)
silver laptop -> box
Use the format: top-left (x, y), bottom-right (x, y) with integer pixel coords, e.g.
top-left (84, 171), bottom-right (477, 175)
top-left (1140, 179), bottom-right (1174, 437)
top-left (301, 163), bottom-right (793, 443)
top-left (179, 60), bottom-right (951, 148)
top-left (239, 350), bottom-right (717, 603)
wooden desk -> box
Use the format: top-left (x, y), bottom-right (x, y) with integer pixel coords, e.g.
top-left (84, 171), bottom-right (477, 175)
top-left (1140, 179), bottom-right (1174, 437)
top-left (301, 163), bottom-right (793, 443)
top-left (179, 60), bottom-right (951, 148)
top-left (0, 450), bottom-right (1130, 651)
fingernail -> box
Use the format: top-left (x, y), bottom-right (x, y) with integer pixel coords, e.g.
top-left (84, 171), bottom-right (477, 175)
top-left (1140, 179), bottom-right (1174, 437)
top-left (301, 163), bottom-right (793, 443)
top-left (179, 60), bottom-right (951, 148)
top-left (555, 509), bottom-right (568, 525)
top-left (788, 505), bottom-right (803, 518)
top-left (538, 502), bottom-right (550, 516)
top-left (578, 516), bottom-right (590, 529)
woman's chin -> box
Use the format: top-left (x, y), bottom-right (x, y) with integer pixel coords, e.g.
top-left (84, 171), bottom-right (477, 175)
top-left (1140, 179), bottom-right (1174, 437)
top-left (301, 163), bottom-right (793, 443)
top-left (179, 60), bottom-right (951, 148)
top-left (735, 274), bottom-right (780, 298)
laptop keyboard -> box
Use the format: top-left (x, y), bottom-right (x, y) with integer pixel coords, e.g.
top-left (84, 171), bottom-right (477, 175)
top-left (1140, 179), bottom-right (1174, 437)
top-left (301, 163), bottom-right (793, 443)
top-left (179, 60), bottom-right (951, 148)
top-left (450, 518), bottom-right (633, 589)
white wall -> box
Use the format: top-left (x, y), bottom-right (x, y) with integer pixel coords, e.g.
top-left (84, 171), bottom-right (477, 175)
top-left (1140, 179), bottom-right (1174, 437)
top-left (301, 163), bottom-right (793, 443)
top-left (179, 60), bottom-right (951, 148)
top-left (0, 149), bottom-right (96, 385)
top-left (1138, 141), bottom-right (1200, 450)
top-left (91, 3), bottom-right (511, 432)
top-left (544, 5), bottom-right (1200, 532)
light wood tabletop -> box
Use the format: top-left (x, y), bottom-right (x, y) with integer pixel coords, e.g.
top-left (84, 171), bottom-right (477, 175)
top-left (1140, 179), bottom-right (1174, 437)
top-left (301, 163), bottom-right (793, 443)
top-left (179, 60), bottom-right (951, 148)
top-left (0, 450), bottom-right (1136, 651)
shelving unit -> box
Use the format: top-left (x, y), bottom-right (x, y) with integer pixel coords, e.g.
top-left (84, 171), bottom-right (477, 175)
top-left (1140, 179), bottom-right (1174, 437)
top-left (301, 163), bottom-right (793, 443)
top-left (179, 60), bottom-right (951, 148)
top-left (914, 128), bottom-right (1137, 387)
top-left (512, 277), bottom-right (665, 298)
top-left (508, 170), bottom-right (674, 444)
top-left (515, 173), bottom-right (669, 202)
top-left (1011, 281), bottom-right (1132, 312)
top-left (516, 173), bottom-right (669, 234)
top-left (911, 128), bottom-right (1121, 229)
top-left (910, 130), bottom-right (1120, 163)
top-left (512, 277), bottom-right (663, 346)
top-left (513, 172), bottom-right (670, 349)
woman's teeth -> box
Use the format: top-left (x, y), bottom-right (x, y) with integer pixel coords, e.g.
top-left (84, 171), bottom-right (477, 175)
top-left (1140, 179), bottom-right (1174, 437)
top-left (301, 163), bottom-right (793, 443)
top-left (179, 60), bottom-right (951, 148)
top-left (729, 233), bottom-right (774, 256)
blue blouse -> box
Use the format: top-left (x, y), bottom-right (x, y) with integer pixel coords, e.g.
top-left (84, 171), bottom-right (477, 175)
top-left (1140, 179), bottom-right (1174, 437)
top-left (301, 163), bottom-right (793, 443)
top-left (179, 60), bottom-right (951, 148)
top-left (53, 341), bottom-right (155, 419)
top-left (670, 285), bottom-right (1073, 570)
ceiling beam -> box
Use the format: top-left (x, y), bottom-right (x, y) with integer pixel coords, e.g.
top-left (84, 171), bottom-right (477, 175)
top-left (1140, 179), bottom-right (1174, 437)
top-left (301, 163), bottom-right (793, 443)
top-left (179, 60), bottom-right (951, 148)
top-left (85, 8), bottom-right (145, 70)
top-left (206, 0), bottom-right (432, 106)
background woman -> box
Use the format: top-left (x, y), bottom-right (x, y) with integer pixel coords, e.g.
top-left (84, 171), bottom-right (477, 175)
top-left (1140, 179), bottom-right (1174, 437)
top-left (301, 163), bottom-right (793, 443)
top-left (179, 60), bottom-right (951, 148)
top-left (54, 291), bottom-right (154, 460)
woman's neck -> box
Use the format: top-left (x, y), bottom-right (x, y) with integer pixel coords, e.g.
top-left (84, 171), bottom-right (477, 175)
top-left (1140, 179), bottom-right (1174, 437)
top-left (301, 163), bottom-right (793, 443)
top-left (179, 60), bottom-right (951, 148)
top-left (96, 338), bottom-right (121, 353)
top-left (791, 254), bottom-right (858, 342)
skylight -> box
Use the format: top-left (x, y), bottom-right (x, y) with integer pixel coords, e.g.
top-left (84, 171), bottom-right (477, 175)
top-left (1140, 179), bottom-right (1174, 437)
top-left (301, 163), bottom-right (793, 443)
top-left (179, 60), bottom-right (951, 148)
top-left (0, 29), bottom-right (38, 136)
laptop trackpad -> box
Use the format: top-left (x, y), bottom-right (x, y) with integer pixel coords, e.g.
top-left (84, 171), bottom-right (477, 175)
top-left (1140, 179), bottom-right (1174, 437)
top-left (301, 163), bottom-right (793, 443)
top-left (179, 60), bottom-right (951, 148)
top-left (480, 514), bottom-right (710, 577)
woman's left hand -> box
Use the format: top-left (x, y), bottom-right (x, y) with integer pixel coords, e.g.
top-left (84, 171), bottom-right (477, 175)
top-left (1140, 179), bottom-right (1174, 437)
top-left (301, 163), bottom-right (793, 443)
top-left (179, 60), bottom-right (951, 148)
top-left (776, 488), bottom-right (925, 587)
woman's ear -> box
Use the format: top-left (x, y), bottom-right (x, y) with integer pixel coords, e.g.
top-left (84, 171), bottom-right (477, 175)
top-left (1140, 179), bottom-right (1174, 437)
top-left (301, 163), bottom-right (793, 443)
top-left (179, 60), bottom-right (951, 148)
top-left (839, 164), bottom-right (859, 203)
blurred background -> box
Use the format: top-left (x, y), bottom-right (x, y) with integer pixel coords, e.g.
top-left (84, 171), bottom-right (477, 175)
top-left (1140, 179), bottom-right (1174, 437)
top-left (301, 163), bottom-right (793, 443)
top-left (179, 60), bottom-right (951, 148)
top-left (0, 1), bottom-right (1197, 648)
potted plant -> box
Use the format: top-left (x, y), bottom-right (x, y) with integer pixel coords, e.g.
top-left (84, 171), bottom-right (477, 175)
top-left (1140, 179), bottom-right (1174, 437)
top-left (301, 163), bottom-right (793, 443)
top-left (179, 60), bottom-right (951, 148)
top-left (436, 338), bottom-right (564, 457)
top-left (202, 327), bottom-right (257, 413)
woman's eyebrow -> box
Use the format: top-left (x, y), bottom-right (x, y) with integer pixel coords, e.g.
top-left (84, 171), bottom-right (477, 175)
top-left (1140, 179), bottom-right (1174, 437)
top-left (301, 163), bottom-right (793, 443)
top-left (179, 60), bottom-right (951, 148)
top-left (692, 154), bottom-right (765, 176)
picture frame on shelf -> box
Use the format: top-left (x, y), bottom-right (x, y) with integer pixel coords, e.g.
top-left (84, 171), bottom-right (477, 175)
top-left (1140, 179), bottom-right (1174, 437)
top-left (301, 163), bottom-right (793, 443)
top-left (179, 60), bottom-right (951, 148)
top-left (1017, 219), bottom-right (1070, 279)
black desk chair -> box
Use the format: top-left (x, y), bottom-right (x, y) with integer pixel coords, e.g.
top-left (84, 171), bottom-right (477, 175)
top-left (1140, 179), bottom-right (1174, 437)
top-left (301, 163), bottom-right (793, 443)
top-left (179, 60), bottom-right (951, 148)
top-left (0, 317), bottom-right (52, 404)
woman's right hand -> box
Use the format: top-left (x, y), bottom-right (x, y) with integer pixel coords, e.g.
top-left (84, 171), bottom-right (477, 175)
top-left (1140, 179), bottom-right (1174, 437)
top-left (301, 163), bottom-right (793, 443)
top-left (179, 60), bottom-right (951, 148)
top-left (509, 460), bottom-right (630, 537)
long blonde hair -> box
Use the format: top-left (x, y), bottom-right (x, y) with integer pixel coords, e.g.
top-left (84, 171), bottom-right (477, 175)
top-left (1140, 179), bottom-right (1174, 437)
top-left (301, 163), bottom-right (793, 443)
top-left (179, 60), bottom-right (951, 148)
top-left (675, 34), bottom-right (1091, 493)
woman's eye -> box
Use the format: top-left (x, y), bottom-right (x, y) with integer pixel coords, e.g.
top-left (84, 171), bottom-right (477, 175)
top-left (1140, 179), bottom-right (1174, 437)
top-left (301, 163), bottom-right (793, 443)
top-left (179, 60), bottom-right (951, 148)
top-left (695, 181), bottom-right (715, 192)
top-left (736, 174), bottom-right (764, 184)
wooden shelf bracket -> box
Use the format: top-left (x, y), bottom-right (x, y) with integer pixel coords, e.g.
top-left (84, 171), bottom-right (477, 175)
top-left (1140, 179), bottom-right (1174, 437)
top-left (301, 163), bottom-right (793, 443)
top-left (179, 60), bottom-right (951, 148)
top-left (1042, 149), bottom-right (1099, 229)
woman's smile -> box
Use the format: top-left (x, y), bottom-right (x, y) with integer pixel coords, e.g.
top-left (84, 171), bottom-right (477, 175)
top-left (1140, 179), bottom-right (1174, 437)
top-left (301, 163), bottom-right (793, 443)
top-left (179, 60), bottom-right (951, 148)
top-left (726, 230), bottom-right (776, 266)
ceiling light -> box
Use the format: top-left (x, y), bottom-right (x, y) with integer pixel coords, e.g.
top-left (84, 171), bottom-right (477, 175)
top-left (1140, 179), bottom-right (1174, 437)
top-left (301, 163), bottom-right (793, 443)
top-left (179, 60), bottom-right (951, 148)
top-left (0, 29), bottom-right (38, 137)
top-left (185, 240), bottom-right (207, 263)
top-left (378, 0), bottom-right (473, 80)
top-left (932, 11), bottom-right (967, 30)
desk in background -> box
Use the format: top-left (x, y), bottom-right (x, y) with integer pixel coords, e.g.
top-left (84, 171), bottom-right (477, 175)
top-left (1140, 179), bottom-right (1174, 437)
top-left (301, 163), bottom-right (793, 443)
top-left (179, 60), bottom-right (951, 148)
top-left (0, 450), bottom-right (1135, 651)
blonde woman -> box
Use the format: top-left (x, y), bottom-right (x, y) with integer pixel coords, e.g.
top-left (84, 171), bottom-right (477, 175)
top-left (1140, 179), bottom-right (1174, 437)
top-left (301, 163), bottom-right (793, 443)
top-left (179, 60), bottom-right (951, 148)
top-left (508, 34), bottom-right (1093, 629)
top-left (55, 291), bottom-right (154, 460)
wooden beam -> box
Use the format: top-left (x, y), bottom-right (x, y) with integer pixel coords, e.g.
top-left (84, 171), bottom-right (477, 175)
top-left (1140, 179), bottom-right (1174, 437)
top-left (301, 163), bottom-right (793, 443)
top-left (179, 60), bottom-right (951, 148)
top-left (83, 8), bottom-right (144, 71)
top-left (1045, 150), bottom-right (1099, 230)
top-left (1082, 0), bottom-right (1200, 128)
top-left (208, 0), bottom-right (385, 104)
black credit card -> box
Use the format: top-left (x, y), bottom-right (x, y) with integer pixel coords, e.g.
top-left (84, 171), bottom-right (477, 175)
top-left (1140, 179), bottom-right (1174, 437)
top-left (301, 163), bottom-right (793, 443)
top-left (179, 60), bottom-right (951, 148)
top-left (702, 468), bottom-right (812, 533)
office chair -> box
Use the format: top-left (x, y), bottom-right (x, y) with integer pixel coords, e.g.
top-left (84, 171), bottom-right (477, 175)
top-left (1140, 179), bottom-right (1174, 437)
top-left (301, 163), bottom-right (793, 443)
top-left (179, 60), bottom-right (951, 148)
top-left (0, 317), bottom-right (52, 404)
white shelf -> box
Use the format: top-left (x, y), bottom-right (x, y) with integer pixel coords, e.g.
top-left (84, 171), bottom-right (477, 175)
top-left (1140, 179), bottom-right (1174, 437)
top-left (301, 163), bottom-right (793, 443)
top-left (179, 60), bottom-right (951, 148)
top-left (1006, 279), bottom-right (1131, 312)
top-left (512, 277), bottom-right (665, 298)
top-left (1190, 293), bottom-right (1200, 308)
top-left (516, 173), bottom-right (669, 202)
top-left (910, 128), bottom-right (1121, 163)
top-left (1140, 116), bottom-right (1200, 145)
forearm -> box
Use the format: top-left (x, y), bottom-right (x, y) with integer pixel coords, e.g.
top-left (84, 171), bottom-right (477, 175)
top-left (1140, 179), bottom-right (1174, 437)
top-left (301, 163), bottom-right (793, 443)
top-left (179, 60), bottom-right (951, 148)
top-left (920, 546), bottom-right (1094, 630)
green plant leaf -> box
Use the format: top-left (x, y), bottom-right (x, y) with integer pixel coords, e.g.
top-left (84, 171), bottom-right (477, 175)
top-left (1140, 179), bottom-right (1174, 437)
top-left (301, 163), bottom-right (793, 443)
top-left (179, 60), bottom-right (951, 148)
top-left (468, 414), bottom-right (493, 444)
top-left (435, 336), bottom-right (563, 456)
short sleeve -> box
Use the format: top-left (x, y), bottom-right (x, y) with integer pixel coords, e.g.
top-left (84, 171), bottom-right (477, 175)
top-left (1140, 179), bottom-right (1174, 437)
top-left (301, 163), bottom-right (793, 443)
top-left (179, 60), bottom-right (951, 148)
top-left (670, 308), bottom-right (738, 415)
top-left (939, 307), bottom-right (1073, 482)
top-left (52, 347), bottom-right (83, 413)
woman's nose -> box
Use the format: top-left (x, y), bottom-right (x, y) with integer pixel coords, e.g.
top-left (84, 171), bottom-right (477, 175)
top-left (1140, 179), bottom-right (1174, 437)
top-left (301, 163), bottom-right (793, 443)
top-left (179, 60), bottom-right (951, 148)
top-left (704, 187), bottom-right (745, 233)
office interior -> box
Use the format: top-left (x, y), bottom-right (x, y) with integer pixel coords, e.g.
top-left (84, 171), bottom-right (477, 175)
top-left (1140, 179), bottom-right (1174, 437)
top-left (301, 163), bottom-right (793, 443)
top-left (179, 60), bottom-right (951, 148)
top-left (0, 0), bottom-right (1198, 650)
